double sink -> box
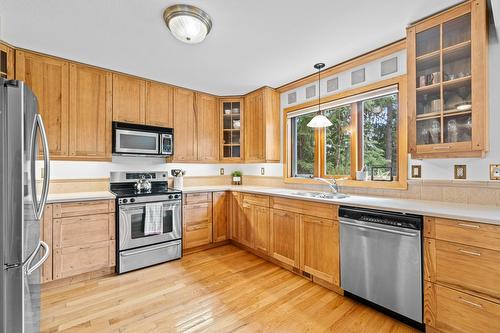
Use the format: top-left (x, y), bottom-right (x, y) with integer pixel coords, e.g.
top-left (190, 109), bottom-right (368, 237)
top-left (289, 191), bottom-right (348, 200)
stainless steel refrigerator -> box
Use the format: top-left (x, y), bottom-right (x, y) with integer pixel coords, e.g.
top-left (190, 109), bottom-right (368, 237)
top-left (1, 78), bottom-right (50, 333)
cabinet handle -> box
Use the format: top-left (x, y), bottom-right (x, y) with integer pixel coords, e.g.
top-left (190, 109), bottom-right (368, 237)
top-left (432, 146), bottom-right (451, 150)
top-left (188, 224), bottom-right (207, 231)
top-left (458, 249), bottom-right (481, 256)
top-left (459, 297), bottom-right (483, 309)
top-left (457, 223), bottom-right (480, 229)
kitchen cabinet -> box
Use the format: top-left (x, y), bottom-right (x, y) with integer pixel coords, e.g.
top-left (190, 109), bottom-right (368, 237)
top-left (253, 205), bottom-right (270, 255)
top-left (230, 192), bottom-right (243, 242)
top-left (407, 0), bottom-right (488, 158)
top-left (244, 87), bottom-right (280, 162)
top-left (0, 42), bottom-right (14, 79)
top-left (15, 51), bottom-right (70, 158)
top-left (212, 191), bottom-right (229, 242)
top-left (40, 205), bottom-right (53, 283)
top-left (183, 192), bottom-right (212, 249)
top-left (51, 200), bottom-right (115, 280)
top-left (300, 215), bottom-right (340, 286)
top-left (269, 209), bottom-right (300, 268)
top-left (220, 98), bottom-right (244, 161)
top-left (424, 215), bottom-right (500, 333)
top-left (112, 73), bottom-right (146, 124)
top-left (173, 88), bottom-right (197, 161)
top-left (69, 64), bottom-right (112, 160)
top-left (196, 93), bottom-right (219, 162)
top-left (145, 81), bottom-right (174, 128)
top-left (240, 194), bottom-right (270, 253)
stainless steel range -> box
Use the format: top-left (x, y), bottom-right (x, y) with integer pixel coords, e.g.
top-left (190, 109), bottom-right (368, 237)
top-left (110, 171), bottom-right (182, 274)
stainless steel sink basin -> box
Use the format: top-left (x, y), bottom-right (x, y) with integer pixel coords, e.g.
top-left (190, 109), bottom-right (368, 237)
top-left (290, 191), bottom-right (348, 199)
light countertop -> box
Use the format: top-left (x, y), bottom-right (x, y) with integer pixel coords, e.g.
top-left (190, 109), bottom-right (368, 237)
top-left (47, 191), bottom-right (115, 204)
top-left (182, 185), bottom-right (500, 226)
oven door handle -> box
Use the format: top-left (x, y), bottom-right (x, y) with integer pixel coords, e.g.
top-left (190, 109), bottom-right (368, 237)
top-left (340, 218), bottom-right (420, 237)
top-left (120, 242), bottom-right (179, 257)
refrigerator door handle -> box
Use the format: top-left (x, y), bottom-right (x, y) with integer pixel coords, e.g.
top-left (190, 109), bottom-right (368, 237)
top-left (26, 240), bottom-right (50, 276)
top-left (31, 114), bottom-right (51, 220)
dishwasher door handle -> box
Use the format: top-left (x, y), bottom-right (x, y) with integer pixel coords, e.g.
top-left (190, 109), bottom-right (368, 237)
top-left (340, 218), bottom-right (419, 237)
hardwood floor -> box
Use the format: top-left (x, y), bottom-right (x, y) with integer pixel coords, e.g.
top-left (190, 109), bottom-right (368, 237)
top-left (41, 245), bottom-right (419, 333)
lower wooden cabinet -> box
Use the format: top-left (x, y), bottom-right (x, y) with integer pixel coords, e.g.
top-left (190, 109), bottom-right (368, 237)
top-left (183, 193), bottom-right (213, 249)
top-left (212, 191), bottom-right (229, 242)
top-left (240, 202), bottom-right (254, 248)
top-left (253, 206), bottom-right (270, 254)
top-left (230, 192), bottom-right (243, 242)
top-left (269, 209), bottom-right (300, 268)
top-left (300, 215), bottom-right (340, 286)
top-left (40, 200), bottom-right (116, 283)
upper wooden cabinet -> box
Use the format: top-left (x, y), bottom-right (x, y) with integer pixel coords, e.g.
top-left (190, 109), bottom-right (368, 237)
top-left (407, 0), bottom-right (488, 158)
top-left (16, 51), bottom-right (70, 158)
top-left (112, 73), bottom-right (146, 124)
top-left (196, 93), bottom-right (219, 162)
top-left (145, 81), bottom-right (173, 128)
top-left (221, 98), bottom-right (244, 161)
top-left (244, 87), bottom-right (280, 162)
top-left (0, 43), bottom-right (14, 79)
top-left (69, 64), bottom-right (112, 160)
top-left (173, 87), bottom-right (197, 161)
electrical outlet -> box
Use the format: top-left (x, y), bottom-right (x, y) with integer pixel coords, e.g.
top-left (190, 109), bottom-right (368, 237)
top-left (219, 168), bottom-right (225, 175)
top-left (260, 167), bottom-right (265, 175)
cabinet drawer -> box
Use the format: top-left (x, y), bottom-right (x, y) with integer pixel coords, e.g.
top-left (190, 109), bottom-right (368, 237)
top-left (184, 203), bottom-right (212, 224)
top-left (184, 222), bottom-right (212, 249)
top-left (53, 200), bottom-right (113, 218)
top-left (242, 193), bottom-right (269, 207)
top-left (53, 213), bottom-right (115, 249)
top-left (184, 192), bottom-right (211, 205)
top-left (432, 217), bottom-right (500, 251)
top-left (270, 197), bottom-right (338, 220)
top-left (53, 240), bottom-right (115, 279)
top-left (434, 240), bottom-right (500, 302)
top-left (433, 284), bottom-right (500, 333)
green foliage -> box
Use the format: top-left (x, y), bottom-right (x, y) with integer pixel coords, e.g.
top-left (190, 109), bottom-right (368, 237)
top-left (293, 113), bottom-right (315, 176)
top-left (232, 170), bottom-right (242, 177)
top-left (325, 105), bottom-right (351, 175)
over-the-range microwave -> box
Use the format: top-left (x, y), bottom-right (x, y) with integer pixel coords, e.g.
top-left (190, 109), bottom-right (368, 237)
top-left (112, 122), bottom-right (173, 157)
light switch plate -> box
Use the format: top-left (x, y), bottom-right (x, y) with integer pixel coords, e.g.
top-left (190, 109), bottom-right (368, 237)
top-left (260, 168), bottom-right (265, 175)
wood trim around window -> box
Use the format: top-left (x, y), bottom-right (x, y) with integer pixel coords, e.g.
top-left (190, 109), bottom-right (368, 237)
top-left (283, 75), bottom-right (408, 190)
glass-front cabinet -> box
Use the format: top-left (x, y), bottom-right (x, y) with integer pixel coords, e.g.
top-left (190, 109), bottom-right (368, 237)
top-left (407, 0), bottom-right (487, 158)
top-left (220, 98), bottom-right (243, 161)
top-left (0, 43), bottom-right (14, 79)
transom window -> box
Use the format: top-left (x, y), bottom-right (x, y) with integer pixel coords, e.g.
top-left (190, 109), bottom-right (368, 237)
top-left (287, 84), bottom-right (401, 182)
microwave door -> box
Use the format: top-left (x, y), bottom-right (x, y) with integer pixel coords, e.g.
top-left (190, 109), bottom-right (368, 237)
top-left (115, 129), bottom-right (159, 155)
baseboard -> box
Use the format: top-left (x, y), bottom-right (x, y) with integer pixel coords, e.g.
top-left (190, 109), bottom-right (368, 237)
top-left (183, 240), bottom-right (230, 255)
top-left (41, 266), bottom-right (116, 290)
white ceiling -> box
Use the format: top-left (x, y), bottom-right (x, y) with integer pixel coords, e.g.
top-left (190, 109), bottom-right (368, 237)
top-left (1, 0), bottom-right (465, 95)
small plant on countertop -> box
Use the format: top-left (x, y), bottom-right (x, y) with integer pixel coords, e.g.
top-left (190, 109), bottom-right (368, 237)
top-left (232, 170), bottom-right (242, 185)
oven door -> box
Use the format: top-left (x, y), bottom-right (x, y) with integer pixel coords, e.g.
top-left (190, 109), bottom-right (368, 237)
top-left (114, 129), bottom-right (159, 155)
top-left (119, 200), bottom-right (181, 251)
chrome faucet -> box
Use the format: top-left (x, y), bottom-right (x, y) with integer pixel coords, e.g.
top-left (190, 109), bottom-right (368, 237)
top-left (314, 177), bottom-right (339, 194)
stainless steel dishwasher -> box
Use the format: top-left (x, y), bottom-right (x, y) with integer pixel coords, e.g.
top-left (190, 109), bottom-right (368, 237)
top-left (339, 206), bottom-right (423, 326)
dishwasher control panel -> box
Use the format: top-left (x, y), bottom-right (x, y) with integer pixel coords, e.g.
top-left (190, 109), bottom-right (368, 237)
top-left (339, 206), bottom-right (422, 230)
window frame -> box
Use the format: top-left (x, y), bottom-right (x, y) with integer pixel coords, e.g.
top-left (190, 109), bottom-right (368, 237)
top-left (283, 75), bottom-right (408, 189)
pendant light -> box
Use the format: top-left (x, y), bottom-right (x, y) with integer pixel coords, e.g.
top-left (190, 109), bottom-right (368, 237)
top-left (164, 4), bottom-right (213, 44)
top-left (307, 63), bottom-right (333, 128)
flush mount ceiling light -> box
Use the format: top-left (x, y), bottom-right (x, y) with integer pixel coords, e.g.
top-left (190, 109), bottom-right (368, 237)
top-left (307, 63), bottom-right (333, 128)
top-left (163, 4), bottom-right (212, 44)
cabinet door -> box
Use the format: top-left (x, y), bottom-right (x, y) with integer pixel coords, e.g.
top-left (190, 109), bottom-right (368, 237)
top-left (173, 88), bottom-right (197, 161)
top-left (145, 81), bottom-right (173, 127)
top-left (230, 192), bottom-right (242, 241)
top-left (263, 88), bottom-right (280, 162)
top-left (112, 73), bottom-right (146, 124)
top-left (69, 64), bottom-right (112, 160)
top-left (270, 209), bottom-right (300, 268)
top-left (183, 202), bottom-right (212, 249)
top-left (0, 43), bottom-right (14, 79)
top-left (196, 93), bottom-right (219, 161)
top-left (40, 204), bottom-right (53, 283)
top-left (254, 206), bottom-right (270, 255)
top-left (244, 91), bottom-right (265, 162)
top-left (16, 51), bottom-right (69, 157)
top-left (300, 215), bottom-right (340, 285)
top-left (240, 202), bottom-right (254, 248)
top-left (213, 192), bottom-right (229, 242)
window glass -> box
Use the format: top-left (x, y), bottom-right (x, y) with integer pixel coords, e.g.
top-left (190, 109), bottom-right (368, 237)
top-left (324, 105), bottom-right (352, 176)
top-left (360, 93), bottom-right (399, 177)
top-left (291, 113), bottom-right (315, 177)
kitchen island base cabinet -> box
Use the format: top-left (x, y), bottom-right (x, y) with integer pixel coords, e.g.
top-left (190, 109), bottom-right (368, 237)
top-left (269, 209), bottom-right (300, 268)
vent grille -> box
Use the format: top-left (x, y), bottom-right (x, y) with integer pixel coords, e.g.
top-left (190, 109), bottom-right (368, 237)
top-left (351, 68), bottom-right (365, 85)
top-left (305, 85), bottom-right (316, 99)
top-left (287, 91), bottom-right (297, 104)
top-left (381, 57), bottom-right (398, 76)
top-left (326, 77), bottom-right (339, 92)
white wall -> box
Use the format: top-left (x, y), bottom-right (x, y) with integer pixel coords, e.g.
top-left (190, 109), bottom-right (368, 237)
top-left (410, 25), bottom-right (500, 181)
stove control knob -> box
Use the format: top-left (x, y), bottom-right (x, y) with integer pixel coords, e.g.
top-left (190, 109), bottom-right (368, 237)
top-left (174, 194), bottom-right (180, 199)
top-left (122, 199), bottom-right (128, 204)
top-left (168, 195), bottom-right (173, 199)
top-left (130, 198), bottom-right (135, 203)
